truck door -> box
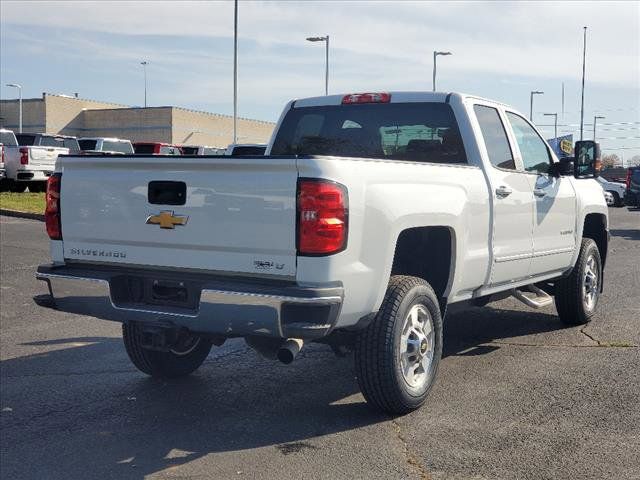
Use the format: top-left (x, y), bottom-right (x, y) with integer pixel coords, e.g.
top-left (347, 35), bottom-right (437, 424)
top-left (504, 112), bottom-right (576, 276)
top-left (473, 105), bottom-right (534, 285)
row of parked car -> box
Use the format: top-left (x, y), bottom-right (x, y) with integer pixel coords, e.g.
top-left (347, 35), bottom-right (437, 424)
top-left (0, 129), bottom-right (267, 192)
top-left (598, 167), bottom-right (640, 208)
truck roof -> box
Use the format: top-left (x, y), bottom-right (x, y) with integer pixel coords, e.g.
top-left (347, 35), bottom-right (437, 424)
top-left (292, 91), bottom-right (511, 109)
top-left (79, 137), bottom-right (131, 142)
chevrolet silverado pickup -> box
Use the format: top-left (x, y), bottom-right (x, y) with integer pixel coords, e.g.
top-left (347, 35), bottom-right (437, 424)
top-left (36, 92), bottom-right (608, 414)
top-left (0, 129), bottom-right (18, 188)
top-left (5, 133), bottom-right (79, 192)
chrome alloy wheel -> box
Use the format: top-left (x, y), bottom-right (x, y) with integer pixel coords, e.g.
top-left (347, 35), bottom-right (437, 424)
top-left (170, 334), bottom-right (202, 356)
top-left (399, 303), bottom-right (435, 389)
top-left (583, 254), bottom-right (599, 312)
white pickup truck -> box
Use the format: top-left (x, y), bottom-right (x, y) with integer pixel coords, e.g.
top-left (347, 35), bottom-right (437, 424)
top-left (4, 133), bottom-right (79, 192)
top-left (0, 129), bottom-right (19, 187)
top-left (36, 92), bottom-right (608, 414)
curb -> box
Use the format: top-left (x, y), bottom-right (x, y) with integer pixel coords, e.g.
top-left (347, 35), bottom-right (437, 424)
top-left (0, 209), bottom-right (45, 221)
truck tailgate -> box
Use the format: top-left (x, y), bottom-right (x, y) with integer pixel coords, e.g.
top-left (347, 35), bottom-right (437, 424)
top-left (59, 155), bottom-right (298, 277)
top-left (30, 147), bottom-right (67, 167)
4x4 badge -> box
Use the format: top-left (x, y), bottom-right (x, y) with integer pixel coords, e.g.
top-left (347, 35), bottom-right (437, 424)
top-left (146, 211), bottom-right (189, 229)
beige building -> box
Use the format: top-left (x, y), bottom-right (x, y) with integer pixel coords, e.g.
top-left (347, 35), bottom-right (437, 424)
top-left (0, 93), bottom-right (275, 147)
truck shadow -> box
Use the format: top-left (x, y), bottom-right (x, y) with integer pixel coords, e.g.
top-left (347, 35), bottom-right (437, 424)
top-left (3, 301), bottom-right (568, 479)
top-left (610, 228), bottom-right (640, 241)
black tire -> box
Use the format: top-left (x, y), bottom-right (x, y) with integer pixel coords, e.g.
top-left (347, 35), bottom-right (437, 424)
top-left (610, 191), bottom-right (623, 207)
top-left (9, 181), bottom-right (27, 193)
top-left (555, 238), bottom-right (602, 325)
top-left (122, 322), bottom-right (212, 378)
top-left (355, 275), bottom-right (443, 415)
top-left (28, 182), bottom-right (46, 193)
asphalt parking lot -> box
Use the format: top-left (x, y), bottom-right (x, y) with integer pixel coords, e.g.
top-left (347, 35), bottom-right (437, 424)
top-left (1, 208), bottom-right (639, 480)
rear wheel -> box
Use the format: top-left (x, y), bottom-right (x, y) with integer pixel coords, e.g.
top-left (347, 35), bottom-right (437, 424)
top-left (555, 238), bottom-right (602, 325)
top-left (355, 275), bottom-right (443, 415)
top-left (122, 323), bottom-right (212, 378)
top-left (8, 181), bottom-right (27, 193)
top-left (610, 191), bottom-right (622, 207)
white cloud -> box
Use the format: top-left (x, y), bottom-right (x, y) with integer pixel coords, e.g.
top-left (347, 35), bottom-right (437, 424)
top-left (2, 0), bottom-right (638, 87)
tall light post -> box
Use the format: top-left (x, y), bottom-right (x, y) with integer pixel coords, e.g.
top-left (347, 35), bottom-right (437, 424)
top-left (529, 90), bottom-right (544, 121)
top-left (580, 26), bottom-right (587, 140)
top-left (6, 83), bottom-right (22, 133)
top-left (432, 51), bottom-right (452, 92)
top-left (140, 61), bottom-right (148, 108)
top-left (543, 112), bottom-right (558, 139)
top-left (233, 0), bottom-right (238, 144)
top-left (306, 36), bottom-right (329, 95)
top-left (593, 115), bottom-right (605, 141)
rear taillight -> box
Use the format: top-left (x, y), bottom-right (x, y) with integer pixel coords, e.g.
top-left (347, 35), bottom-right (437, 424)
top-left (297, 179), bottom-right (348, 255)
top-left (45, 174), bottom-right (62, 240)
top-left (626, 169), bottom-right (632, 189)
top-left (1, 146), bottom-right (4, 163)
top-left (19, 147), bottom-right (29, 165)
top-left (342, 92), bottom-right (391, 104)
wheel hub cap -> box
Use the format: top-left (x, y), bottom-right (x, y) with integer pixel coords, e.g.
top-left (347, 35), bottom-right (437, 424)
top-left (583, 254), bottom-right (599, 311)
top-left (399, 304), bottom-right (435, 389)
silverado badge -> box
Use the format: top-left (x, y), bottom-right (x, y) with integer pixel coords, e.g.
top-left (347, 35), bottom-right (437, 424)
top-left (146, 211), bottom-right (189, 229)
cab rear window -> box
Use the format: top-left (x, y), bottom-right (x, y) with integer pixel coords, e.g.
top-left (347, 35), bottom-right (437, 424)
top-left (271, 102), bottom-right (467, 164)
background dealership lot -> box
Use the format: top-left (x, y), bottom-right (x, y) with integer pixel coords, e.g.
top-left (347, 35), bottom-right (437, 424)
top-left (1, 207), bottom-right (638, 480)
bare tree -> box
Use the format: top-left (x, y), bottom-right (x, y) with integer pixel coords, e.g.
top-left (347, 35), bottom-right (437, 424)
top-left (629, 155), bottom-right (640, 167)
top-left (601, 154), bottom-right (620, 168)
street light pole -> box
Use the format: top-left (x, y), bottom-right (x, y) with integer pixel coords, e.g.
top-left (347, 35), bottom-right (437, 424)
top-left (580, 26), bottom-right (587, 140)
top-left (233, 0), bottom-right (238, 144)
top-left (529, 90), bottom-right (544, 121)
top-left (544, 113), bottom-right (558, 139)
top-left (6, 83), bottom-right (22, 133)
top-left (140, 61), bottom-right (148, 108)
top-left (432, 51), bottom-right (452, 92)
top-left (593, 115), bottom-right (605, 141)
top-left (306, 36), bottom-right (330, 95)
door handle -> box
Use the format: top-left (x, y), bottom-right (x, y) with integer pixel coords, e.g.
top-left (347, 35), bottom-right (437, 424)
top-left (533, 189), bottom-right (547, 198)
top-left (495, 185), bottom-right (513, 198)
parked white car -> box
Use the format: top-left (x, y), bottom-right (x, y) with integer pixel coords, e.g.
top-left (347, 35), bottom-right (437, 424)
top-left (596, 176), bottom-right (625, 207)
top-left (37, 91), bottom-right (608, 414)
top-left (180, 145), bottom-right (226, 155)
top-left (78, 137), bottom-right (134, 155)
top-left (4, 133), bottom-right (78, 192)
top-left (0, 129), bottom-right (18, 187)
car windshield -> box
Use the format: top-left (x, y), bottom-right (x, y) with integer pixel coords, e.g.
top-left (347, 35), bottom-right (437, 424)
top-left (39, 136), bottom-right (71, 149)
top-left (0, 131), bottom-right (17, 146)
top-left (271, 102), bottom-right (467, 164)
top-left (134, 144), bottom-right (157, 154)
top-left (79, 140), bottom-right (98, 151)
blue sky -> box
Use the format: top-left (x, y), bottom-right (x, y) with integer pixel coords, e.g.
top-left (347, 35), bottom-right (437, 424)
top-left (1, 1), bottom-right (638, 158)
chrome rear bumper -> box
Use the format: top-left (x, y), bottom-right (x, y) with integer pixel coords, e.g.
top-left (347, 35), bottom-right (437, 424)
top-left (36, 264), bottom-right (343, 339)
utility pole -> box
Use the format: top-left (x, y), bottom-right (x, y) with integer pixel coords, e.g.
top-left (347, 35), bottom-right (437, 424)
top-left (530, 91), bottom-right (544, 121)
top-left (561, 82), bottom-right (565, 121)
top-left (580, 26), bottom-right (587, 140)
top-left (140, 61), bottom-right (148, 108)
top-left (544, 113), bottom-right (558, 139)
top-left (306, 36), bottom-right (330, 95)
top-left (6, 83), bottom-right (22, 133)
top-left (233, 0), bottom-right (238, 144)
top-left (432, 51), bottom-right (452, 92)
top-left (593, 115), bottom-right (605, 141)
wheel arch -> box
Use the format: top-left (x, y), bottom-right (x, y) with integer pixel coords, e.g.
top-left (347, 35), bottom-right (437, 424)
top-left (581, 212), bottom-right (608, 270)
top-left (389, 225), bottom-right (456, 306)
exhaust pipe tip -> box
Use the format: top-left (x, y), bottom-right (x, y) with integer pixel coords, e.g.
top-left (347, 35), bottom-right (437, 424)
top-left (277, 338), bottom-right (304, 364)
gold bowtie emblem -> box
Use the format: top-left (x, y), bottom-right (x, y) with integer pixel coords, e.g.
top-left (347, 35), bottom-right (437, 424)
top-left (146, 211), bottom-right (189, 229)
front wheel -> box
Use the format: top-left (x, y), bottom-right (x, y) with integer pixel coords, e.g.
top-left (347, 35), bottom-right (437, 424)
top-left (554, 238), bottom-right (602, 325)
top-left (610, 191), bottom-right (623, 207)
top-left (122, 323), bottom-right (212, 378)
top-left (355, 275), bottom-right (443, 415)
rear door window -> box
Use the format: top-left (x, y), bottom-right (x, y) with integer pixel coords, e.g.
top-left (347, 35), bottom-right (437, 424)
top-left (271, 102), bottom-right (467, 164)
top-left (473, 105), bottom-right (515, 170)
top-left (0, 131), bottom-right (17, 146)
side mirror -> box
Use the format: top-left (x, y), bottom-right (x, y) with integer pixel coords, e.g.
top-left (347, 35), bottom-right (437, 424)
top-left (550, 156), bottom-right (574, 177)
top-left (573, 140), bottom-right (601, 178)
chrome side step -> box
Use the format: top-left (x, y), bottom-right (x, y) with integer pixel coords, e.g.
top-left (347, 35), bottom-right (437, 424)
top-left (511, 285), bottom-right (553, 309)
